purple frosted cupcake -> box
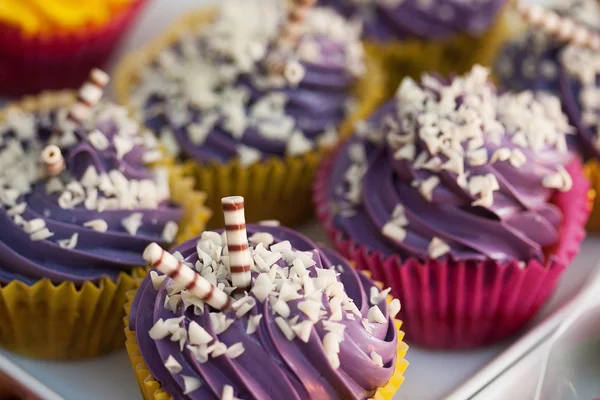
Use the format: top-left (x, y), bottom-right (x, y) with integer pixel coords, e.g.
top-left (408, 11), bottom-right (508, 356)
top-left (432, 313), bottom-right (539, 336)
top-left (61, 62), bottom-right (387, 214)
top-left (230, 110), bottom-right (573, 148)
top-left (0, 73), bottom-right (209, 359)
top-left (125, 203), bottom-right (409, 399)
top-left (115, 0), bottom-right (384, 229)
top-left (320, 0), bottom-right (510, 79)
top-left (314, 65), bottom-right (590, 348)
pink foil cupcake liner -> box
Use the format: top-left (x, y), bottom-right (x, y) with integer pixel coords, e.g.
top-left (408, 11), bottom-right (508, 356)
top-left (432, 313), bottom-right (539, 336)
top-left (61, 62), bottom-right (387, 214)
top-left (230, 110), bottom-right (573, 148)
top-left (0, 0), bottom-right (147, 96)
top-left (314, 151), bottom-right (591, 349)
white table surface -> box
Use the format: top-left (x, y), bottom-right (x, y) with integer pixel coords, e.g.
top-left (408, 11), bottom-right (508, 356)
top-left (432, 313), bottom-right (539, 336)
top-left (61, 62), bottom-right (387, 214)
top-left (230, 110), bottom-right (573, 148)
top-left (2, 0), bottom-right (596, 399)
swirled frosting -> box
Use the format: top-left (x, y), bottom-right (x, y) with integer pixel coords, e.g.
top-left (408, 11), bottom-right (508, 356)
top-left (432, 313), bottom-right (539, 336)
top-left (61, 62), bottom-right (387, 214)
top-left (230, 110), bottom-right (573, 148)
top-left (129, 0), bottom-right (365, 166)
top-left (495, 0), bottom-right (600, 159)
top-left (0, 0), bottom-right (135, 35)
top-left (0, 100), bottom-right (181, 285)
top-left (327, 66), bottom-right (576, 262)
top-left (320, 0), bottom-right (506, 42)
top-left (130, 224), bottom-right (401, 399)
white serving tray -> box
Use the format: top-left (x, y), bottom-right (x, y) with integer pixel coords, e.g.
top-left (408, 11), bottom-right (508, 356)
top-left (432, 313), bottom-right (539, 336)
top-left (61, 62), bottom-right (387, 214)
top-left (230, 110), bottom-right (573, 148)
top-left (1, 220), bottom-right (599, 400)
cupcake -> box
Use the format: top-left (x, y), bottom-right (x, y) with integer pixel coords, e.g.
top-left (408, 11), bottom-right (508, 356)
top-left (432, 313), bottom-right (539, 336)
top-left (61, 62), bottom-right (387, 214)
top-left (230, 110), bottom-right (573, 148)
top-left (314, 65), bottom-right (590, 348)
top-left (115, 0), bottom-right (385, 229)
top-left (0, 0), bottom-right (147, 96)
top-left (0, 70), bottom-right (210, 359)
top-left (495, 2), bottom-right (600, 230)
top-left (320, 0), bottom-right (511, 87)
top-left (125, 195), bottom-right (408, 400)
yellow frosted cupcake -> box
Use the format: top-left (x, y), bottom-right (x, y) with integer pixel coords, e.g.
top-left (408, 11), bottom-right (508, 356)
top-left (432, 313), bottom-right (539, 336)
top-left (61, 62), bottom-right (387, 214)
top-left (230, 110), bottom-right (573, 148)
top-left (0, 71), bottom-right (210, 360)
top-left (0, 0), bottom-right (147, 95)
top-left (125, 198), bottom-right (408, 399)
top-left (115, 0), bottom-right (386, 229)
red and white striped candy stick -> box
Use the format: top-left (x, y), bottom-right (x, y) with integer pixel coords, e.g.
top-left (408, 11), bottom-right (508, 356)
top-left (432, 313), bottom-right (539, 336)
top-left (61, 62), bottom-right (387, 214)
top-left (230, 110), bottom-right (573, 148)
top-left (267, 0), bottom-right (317, 74)
top-left (40, 144), bottom-right (66, 177)
top-left (67, 68), bottom-right (110, 125)
top-left (278, 0), bottom-right (317, 49)
top-left (222, 196), bottom-right (252, 292)
top-left (518, 3), bottom-right (600, 51)
top-left (143, 243), bottom-right (233, 312)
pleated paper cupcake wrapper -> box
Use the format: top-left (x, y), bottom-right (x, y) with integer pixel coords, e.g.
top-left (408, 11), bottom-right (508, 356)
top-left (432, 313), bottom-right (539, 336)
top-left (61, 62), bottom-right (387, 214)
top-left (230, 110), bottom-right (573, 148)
top-left (113, 7), bottom-right (387, 229)
top-left (0, 0), bottom-right (147, 96)
top-left (0, 269), bottom-right (145, 360)
top-left (583, 159), bottom-right (600, 232)
top-left (123, 276), bottom-right (409, 400)
top-left (314, 153), bottom-right (591, 349)
top-left (366, 7), bottom-right (514, 99)
top-left (0, 93), bottom-right (211, 360)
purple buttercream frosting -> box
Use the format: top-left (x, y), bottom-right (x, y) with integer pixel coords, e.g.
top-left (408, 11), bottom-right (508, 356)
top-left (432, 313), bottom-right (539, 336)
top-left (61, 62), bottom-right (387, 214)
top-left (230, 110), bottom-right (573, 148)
top-left (320, 0), bottom-right (506, 42)
top-left (129, 224), bottom-right (400, 400)
top-left (129, 0), bottom-right (364, 166)
top-left (327, 66), bottom-right (576, 262)
top-left (0, 102), bottom-right (181, 285)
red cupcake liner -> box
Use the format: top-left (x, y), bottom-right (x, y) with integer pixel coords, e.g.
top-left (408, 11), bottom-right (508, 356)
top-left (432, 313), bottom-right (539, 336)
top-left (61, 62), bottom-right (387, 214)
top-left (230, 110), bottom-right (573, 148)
top-left (0, 0), bottom-right (147, 96)
top-left (314, 151), bottom-right (591, 349)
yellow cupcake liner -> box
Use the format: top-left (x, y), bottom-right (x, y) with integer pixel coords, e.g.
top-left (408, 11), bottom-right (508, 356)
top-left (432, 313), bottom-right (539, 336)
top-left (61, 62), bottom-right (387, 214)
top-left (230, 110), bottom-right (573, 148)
top-left (583, 159), bottom-right (600, 232)
top-left (0, 92), bottom-right (211, 360)
top-left (114, 7), bottom-right (386, 229)
top-left (367, 7), bottom-right (515, 97)
top-left (123, 273), bottom-right (408, 400)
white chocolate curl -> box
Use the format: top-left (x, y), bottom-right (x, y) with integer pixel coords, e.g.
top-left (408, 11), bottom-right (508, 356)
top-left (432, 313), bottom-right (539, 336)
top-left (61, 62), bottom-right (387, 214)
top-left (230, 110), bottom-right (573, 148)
top-left (40, 145), bottom-right (65, 177)
top-left (222, 196), bottom-right (252, 292)
top-left (518, 3), bottom-right (600, 51)
top-left (143, 243), bottom-right (233, 311)
top-left (67, 68), bottom-right (110, 124)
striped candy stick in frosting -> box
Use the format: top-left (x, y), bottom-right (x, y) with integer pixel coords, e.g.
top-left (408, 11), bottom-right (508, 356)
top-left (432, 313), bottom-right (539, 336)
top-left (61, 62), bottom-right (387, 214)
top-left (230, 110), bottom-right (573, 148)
top-left (279, 0), bottom-right (317, 49)
top-left (42, 68), bottom-right (110, 176)
top-left (267, 0), bottom-right (316, 76)
top-left (143, 242), bottom-right (233, 312)
top-left (222, 196), bottom-right (252, 292)
top-left (518, 3), bottom-right (600, 51)
top-left (40, 144), bottom-right (66, 177)
top-left (67, 68), bottom-right (110, 125)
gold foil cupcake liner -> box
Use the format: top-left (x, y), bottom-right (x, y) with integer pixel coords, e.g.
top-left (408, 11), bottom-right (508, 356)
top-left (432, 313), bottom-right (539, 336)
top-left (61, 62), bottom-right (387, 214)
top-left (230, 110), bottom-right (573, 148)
top-left (0, 92), bottom-right (211, 360)
top-left (114, 7), bottom-right (386, 229)
top-left (367, 7), bottom-right (514, 96)
top-left (123, 274), bottom-right (408, 400)
top-left (583, 159), bottom-right (600, 231)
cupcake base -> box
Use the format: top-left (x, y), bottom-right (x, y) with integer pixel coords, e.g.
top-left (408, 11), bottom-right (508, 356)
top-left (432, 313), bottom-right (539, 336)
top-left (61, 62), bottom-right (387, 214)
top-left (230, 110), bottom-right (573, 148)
top-left (314, 152), bottom-right (591, 349)
top-left (0, 93), bottom-right (211, 360)
top-left (0, 270), bottom-right (145, 360)
top-left (123, 274), bottom-right (409, 400)
top-left (368, 7), bottom-right (514, 99)
top-left (584, 159), bottom-right (600, 232)
top-left (0, 0), bottom-right (147, 96)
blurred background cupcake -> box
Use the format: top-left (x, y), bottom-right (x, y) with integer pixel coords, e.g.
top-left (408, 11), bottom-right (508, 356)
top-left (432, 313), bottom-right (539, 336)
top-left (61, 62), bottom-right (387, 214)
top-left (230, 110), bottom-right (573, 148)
top-left (314, 65), bottom-right (590, 348)
top-left (0, 71), bottom-right (209, 359)
top-left (0, 0), bottom-right (148, 96)
top-left (495, 0), bottom-right (600, 231)
top-left (319, 0), bottom-right (513, 92)
top-left (126, 196), bottom-right (408, 399)
top-left (115, 0), bottom-right (385, 229)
